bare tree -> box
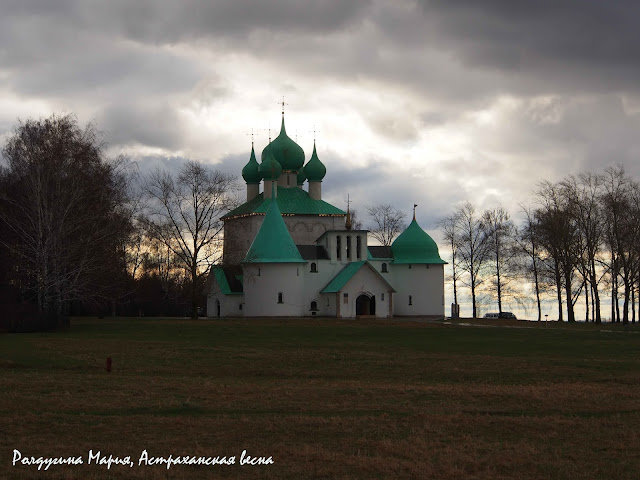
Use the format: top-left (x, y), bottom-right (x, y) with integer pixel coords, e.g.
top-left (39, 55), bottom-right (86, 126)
top-left (561, 173), bottom-right (605, 323)
top-left (601, 166), bottom-right (640, 325)
top-left (0, 114), bottom-right (133, 323)
top-left (454, 202), bottom-right (491, 318)
top-left (366, 203), bottom-right (407, 246)
top-left (438, 211), bottom-right (462, 309)
top-left (141, 161), bottom-right (236, 318)
top-left (516, 205), bottom-right (544, 321)
top-left (482, 207), bottom-right (518, 314)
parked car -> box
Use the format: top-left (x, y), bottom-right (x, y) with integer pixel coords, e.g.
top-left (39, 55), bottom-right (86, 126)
top-left (483, 313), bottom-right (499, 319)
top-left (498, 311), bottom-right (517, 319)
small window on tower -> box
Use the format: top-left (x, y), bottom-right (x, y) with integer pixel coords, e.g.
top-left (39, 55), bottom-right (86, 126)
top-left (382, 263), bottom-right (388, 273)
top-left (278, 292), bottom-right (283, 304)
top-left (311, 262), bottom-right (317, 273)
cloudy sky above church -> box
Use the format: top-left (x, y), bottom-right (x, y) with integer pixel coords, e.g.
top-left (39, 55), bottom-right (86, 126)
top-left (1, 0), bottom-right (639, 234)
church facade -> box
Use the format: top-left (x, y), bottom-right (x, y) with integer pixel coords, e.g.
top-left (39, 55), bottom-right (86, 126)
top-left (206, 115), bottom-right (446, 318)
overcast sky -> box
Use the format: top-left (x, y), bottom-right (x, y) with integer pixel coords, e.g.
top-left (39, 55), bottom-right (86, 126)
top-left (2, 0), bottom-right (639, 244)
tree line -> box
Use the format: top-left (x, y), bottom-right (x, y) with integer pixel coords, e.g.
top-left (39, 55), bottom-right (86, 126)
top-left (439, 168), bottom-right (640, 324)
top-left (0, 114), bottom-right (237, 328)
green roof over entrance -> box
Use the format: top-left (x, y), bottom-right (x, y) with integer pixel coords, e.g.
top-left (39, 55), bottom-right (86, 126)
top-left (242, 194), bottom-right (306, 264)
top-left (223, 185), bottom-right (346, 220)
top-left (391, 219), bottom-right (446, 264)
top-left (321, 261), bottom-right (396, 293)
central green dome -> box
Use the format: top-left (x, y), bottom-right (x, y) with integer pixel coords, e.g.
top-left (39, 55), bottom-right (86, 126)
top-left (391, 219), bottom-right (446, 264)
top-left (261, 117), bottom-right (305, 171)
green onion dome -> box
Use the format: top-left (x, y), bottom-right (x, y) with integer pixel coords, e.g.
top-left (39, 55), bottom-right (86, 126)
top-left (241, 145), bottom-right (261, 184)
top-left (259, 146), bottom-right (282, 181)
top-left (391, 219), bottom-right (446, 264)
top-left (261, 117), bottom-right (305, 171)
top-left (303, 142), bottom-right (326, 182)
top-left (297, 168), bottom-right (306, 185)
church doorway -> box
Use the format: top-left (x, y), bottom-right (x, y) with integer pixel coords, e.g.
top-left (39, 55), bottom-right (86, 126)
top-left (356, 294), bottom-right (375, 316)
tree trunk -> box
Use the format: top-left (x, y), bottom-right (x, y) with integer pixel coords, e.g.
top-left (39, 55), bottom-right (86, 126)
top-left (564, 268), bottom-right (575, 322)
top-left (585, 285), bottom-right (590, 322)
top-left (554, 257), bottom-right (563, 321)
top-left (534, 262), bottom-right (542, 322)
top-left (471, 283), bottom-right (477, 319)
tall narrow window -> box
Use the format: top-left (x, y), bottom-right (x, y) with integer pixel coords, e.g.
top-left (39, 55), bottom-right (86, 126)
top-left (278, 292), bottom-right (283, 304)
top-left (381, 263), bottom-right (388, 273)
top-left (381, 293), bottom-right (385, 301)
top-left (356, 236), bottom-right (362, 259)
top-left (336, 236), bottom-right (342, 260)
top-left (310, 262), bottom-right (317, 273)
top-left (343, 293), bottom-right (348, 304)
top-left (346, 236), bottom-right (351, 259)
top-left (409, 295), bottom-right (413, 306)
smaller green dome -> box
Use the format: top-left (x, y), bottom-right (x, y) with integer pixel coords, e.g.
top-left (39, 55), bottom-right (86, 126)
top-left (259, 147), bottom-right (282, 181)
top-left (242, 145), bottom-right (261, 184)
top-left (391, 218), bottom-right (446, 264)
top-left (297, 168), bottom-right (306, 185)
top-left (303, 143), bottom-right (326, 182)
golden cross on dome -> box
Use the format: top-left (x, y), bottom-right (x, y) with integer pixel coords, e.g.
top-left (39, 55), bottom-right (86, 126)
top-left (278, 96), bottom-right (289, 117)
top-left (311, 125), bottom-right (320, 143)
top-left (245, 129), bottom-right (256, 146)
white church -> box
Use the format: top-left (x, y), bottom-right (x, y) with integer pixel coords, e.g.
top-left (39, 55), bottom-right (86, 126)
top-left (206, 113), bottom-right (446, 318)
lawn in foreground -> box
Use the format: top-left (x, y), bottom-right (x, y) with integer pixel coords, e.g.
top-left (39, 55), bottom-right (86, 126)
top-left (1, 317), bottom-right (639, 479)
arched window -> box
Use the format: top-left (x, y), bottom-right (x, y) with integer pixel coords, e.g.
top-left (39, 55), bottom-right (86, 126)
top-left (381, 263), bottom-right (388, 273)
top-left (409, 295), bottom-right (413, 306)
top-left (346, 236), bottom-right (352, 258)
top-left (310, 301), bottom-right (318, 311)
top-left (310, 262), bottom-right (317, 273)
top-left (356, 236), bottom-right (362, 259)
top-left (278, 292), bottom-right (283, 304)
top-left (336, 236), bottom-right (342, 260)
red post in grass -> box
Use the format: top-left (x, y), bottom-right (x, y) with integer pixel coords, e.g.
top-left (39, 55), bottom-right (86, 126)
top-left (106, 357), bottom-right (112, 372)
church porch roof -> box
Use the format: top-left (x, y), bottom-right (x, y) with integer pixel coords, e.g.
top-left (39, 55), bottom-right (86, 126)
top-left (321, 261), bottom-right (396, 294)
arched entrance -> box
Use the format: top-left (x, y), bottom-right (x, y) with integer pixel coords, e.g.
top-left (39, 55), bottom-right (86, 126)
top-left (356, 294), bottom-right (376, 316)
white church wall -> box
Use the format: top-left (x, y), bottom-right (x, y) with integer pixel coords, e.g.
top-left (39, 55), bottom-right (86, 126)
top-left (243, 263), bottom-right (306, 317)
top-left (300, 259), bottom-right (345, 316)
top-left (392, 264), bottom-right (445, 316)
top-left (206, 279), bottom-right (244, 318)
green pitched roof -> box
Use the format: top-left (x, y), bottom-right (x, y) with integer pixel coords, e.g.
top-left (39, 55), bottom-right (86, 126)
top-left (211, 267), bottom-right (243, 295)
top-left (391, 219), bottom-right (447, 264)
top-left (242, 194), bottom-right (306, 264)
top-left (321, 261), bottom-right (395, 293)
top-left (223, 185), bottom-right (346, 219)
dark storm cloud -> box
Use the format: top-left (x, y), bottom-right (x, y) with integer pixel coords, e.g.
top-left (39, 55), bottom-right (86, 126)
top-left (416, 1), bottom-right (640, 94)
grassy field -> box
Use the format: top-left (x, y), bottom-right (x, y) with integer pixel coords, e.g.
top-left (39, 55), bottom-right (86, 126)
top-left (1, 317), bottom-right (639, 479)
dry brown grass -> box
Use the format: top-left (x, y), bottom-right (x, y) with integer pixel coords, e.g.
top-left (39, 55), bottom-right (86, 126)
top-left (1, 317), bottom-right (639, 479)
